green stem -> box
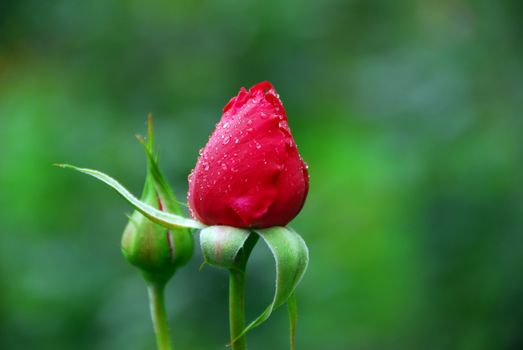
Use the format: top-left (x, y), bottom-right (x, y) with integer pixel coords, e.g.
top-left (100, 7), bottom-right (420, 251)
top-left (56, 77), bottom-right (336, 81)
top-left (288, 293), bottom-right (298, 350)
top-left (147, 281), bottom-right (173, 350)
top-left (229, 268), bottom-right (247, 350)
top-left (228, 233), bottom-right (259, 350)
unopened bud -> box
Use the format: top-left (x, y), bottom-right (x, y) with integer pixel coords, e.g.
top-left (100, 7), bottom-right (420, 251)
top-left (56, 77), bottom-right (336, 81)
top-left (122, 115), bottom-right (193, 284)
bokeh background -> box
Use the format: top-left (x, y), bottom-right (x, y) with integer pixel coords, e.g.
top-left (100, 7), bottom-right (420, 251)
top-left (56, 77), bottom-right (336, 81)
top-left (1, 1), bottom-right (523, 349)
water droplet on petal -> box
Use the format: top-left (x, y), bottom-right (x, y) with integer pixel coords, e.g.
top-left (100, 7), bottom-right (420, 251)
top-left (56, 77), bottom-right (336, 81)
top-left (222, 122), bottom-right (229, 129)
top-left (221, 163), bottom-right (227, 171)
top-left (223, 136), bottom-right (230, 144)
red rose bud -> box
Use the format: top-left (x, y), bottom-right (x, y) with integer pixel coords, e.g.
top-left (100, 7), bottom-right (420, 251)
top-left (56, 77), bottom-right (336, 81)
top-left (188, 81), bottom-right (309, 228)
top-left (122, 117), bottom-right (193, 283)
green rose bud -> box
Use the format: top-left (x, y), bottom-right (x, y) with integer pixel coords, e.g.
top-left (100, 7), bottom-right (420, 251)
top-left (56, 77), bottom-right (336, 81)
top-left (122, 115), bottom-right (193, 284)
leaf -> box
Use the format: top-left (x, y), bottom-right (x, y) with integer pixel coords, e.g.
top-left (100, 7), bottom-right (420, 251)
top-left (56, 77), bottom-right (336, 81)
top-left (55, 164), bottom-right (205, 230)
top-left (200, 226), bottom-right (251, 270)
top-left (234, 226), bottom-right (309, 341)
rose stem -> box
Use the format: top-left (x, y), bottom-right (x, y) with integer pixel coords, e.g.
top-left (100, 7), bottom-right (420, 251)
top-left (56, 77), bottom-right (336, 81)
top-left (147, 280), bottom-right (173, 350)
top-left (229, 268), bottom-right (247, 350)
top-left (229, 234), bottom-right (259, 350)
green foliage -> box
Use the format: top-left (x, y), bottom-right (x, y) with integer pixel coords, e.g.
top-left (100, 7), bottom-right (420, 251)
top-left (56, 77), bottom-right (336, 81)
top-left (200, 226), bottom-right (308, 342)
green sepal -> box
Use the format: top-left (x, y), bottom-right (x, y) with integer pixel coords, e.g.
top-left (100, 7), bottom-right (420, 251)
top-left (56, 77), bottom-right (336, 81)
top-left (54, 164), bottom-right (205, 230)
top-left (199, 225), bottom-right (309, 342)
top-left (200, 226), bottom-right (251, 270)
top-left (235, 227), bottom-right (308, 340)
top-left (136, 115), bottom-right (185, 218)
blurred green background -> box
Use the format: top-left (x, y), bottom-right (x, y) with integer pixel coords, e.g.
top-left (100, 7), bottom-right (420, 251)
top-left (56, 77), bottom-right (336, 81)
top-left (1, 1), bottom-right (523, 349)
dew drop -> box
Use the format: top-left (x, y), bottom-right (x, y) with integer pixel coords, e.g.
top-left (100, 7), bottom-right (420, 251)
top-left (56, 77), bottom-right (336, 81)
top-left (204, 162), bottom-right (210, 171)
top-left (222, 122), bottom-right (229, 129)
top-left (223, 135), bottom-right (230, 144)
top-left (234, 138), bottom-right (240, 144)
top-left (221, 163), bottom-right (228, 171)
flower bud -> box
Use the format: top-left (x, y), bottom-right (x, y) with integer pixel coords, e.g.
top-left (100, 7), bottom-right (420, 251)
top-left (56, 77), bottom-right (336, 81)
top-left (122, 116), bottom-right (193, 283)
top-left (188, 81), bottom-right (309, 228)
